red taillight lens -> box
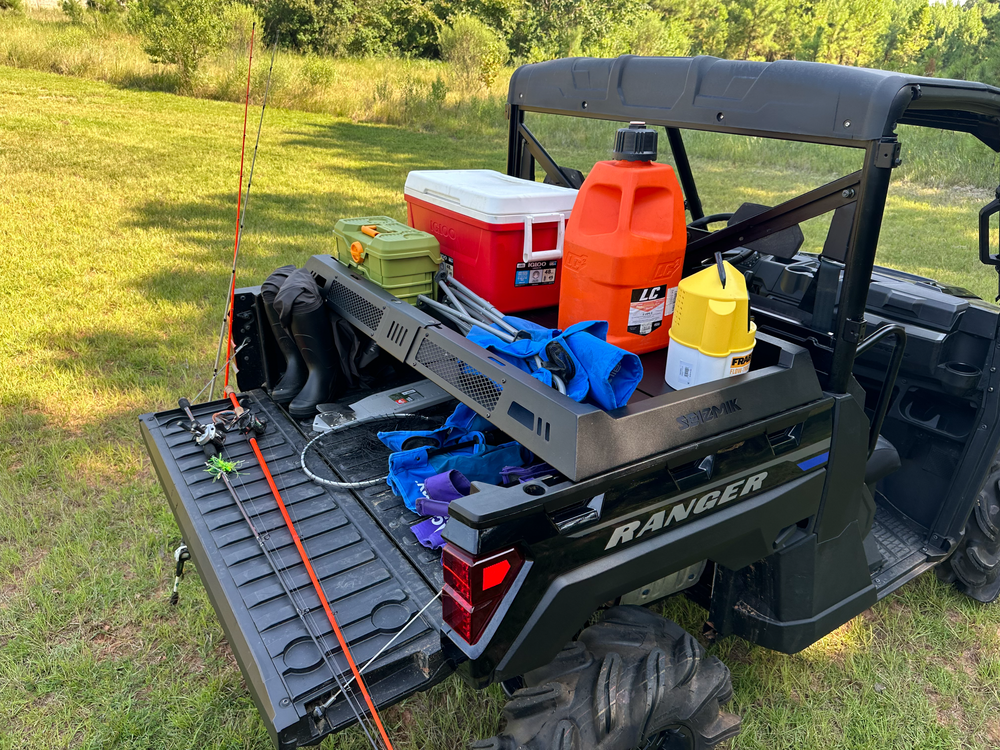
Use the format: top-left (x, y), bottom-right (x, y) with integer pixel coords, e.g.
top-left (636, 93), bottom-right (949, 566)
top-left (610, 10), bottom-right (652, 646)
top-left (442, 545), bottom-right (524, 645)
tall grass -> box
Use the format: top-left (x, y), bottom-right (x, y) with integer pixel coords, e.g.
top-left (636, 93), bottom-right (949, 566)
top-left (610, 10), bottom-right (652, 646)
top-left (0, 10), bottom-right (509, 136)
top-left (3, 9), bottom-right (999, 189)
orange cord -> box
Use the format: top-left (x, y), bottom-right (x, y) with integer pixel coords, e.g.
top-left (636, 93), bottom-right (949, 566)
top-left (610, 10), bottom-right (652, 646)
top-left (224, 25), bottom-right (255, 390)
top-left (227, 391), bottom-right (394, 749)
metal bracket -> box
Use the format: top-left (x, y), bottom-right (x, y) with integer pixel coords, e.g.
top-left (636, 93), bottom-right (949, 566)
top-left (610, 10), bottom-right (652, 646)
top-left (842, 318), bottom-right (867, 344)
top-left (874, 139), bottom-right (902, 169)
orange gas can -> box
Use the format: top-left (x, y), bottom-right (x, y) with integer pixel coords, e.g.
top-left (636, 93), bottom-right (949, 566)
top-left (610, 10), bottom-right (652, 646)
top-left (558, 122), bottom-right (687, 355)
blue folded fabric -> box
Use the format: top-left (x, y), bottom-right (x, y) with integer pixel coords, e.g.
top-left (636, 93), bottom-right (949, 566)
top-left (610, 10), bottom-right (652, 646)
top-left (386, 439), bottom-right (532, 512)
top-left (377, 403), bottom-right (492, 452)
top-left (466, 317), bottom-right (642, 411)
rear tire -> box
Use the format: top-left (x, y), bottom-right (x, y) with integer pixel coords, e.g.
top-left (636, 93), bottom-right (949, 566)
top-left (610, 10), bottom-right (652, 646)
top-left (473, 606), bottom-right (740, 750)
top-left (937, 457), bottom-right (1000, 602)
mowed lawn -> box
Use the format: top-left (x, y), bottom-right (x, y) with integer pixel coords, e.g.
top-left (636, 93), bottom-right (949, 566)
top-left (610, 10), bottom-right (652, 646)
top-left (1, 64), bottom-right (999, 749)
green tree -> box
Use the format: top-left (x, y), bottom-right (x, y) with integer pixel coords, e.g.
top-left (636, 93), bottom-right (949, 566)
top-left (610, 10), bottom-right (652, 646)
top-left (881, 0), bottom-right (933, 70)
top-left (722, 0), bottom-right (785, 61)
top-left (439, 13), bottom-right (508, 90)
top-left (129, 0), bottom-right (229, 86)
top-left (653, 0), bottom-right (729, 56)
top-left (917, 0), bottom-right (990, 78)
top-left (590, 10), bottom-right (690, 57)
top-left (813, 0), bottom-right (892, 66)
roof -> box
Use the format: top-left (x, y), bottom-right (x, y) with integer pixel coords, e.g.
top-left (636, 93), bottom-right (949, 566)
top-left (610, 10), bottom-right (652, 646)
top-left (507, 56), bottom-right (1000, 151)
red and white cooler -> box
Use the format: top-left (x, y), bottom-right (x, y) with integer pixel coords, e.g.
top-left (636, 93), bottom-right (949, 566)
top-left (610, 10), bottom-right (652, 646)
top-left (404, 169), bottom-right (577, 313)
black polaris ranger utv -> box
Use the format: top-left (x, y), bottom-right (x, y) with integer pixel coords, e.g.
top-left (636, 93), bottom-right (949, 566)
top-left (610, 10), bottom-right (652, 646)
top-left (141, 55), bottom-right (1000, 749)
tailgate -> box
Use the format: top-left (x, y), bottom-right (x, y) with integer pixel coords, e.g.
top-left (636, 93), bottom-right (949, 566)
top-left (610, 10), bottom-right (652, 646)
top-left (140, 391), bottom-right (450, 749)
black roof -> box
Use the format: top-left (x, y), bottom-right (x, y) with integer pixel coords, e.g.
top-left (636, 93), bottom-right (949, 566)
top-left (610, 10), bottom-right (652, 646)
top-left (508, 56), bottom-right (1000, 151)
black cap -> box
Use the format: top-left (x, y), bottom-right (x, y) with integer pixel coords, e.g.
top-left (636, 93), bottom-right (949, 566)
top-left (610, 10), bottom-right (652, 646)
top-left (613, 121), bottom-right (657, 162)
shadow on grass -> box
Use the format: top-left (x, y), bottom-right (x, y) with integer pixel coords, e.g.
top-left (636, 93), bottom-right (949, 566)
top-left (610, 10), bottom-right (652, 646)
top-left (117, 69), bottom-right (184, 94)
top-left (125, 118), bottom-right (501, 308)
top-left (21, 117), bottom-right (505, 401)
top-left (129, 189), bottom-right (338, 303)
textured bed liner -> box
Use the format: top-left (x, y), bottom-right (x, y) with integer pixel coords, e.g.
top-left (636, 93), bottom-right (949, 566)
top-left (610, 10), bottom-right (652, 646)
top-left (140, 390), bottom-right (452, 750)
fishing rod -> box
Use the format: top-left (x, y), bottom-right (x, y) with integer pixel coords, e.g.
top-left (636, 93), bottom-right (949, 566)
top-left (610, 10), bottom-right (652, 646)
top-left (209, 24), bottom-right (255, 402)
top-left (223, 390), bottom-right (394, 747)
top-left (219, 32), bottom-right (280, 396)
top-left (188, 26), bottom-right (395, 743)
top-left (174, 396), bottom-right (384, 748)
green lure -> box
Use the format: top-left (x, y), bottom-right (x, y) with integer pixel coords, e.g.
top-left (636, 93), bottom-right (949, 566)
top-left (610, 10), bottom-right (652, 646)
top-left (204, 454), bottom-right (244, 482)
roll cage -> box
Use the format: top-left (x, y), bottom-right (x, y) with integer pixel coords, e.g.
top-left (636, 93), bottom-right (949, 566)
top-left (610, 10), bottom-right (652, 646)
top-left (505, 55), bottom-right (1000, 395)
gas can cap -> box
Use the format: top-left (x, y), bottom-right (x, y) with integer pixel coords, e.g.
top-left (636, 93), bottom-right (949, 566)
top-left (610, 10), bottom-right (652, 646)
top-left (613, 121), bottom-right (658, 162)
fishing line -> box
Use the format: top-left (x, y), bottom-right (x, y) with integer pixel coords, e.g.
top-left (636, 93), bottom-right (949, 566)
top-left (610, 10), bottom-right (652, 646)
top-left (248, 439), bottom-right (361, 722)
top-left (213, 30), bottom-right (278, 399)
top-left (196, 339), bottom-right (249, 403)
top-left (190, 21), bottom-right (387, 745)
top-left (226, 445), bottom-right (381, 748)
top-left (173, 397), bottom-right (375, 739)
top-left (221, 412), bottom-right (381, 746)
top-left (293, 412), bottom-right (444, 720)
top-left (220, 33), bottom-right (280, 394)
top-left (209, 24), bottom-right (255, 401)
top-left (200, 391), bottom-right (376, 743)
top-left (317, 590), bottom-right (442, 713)
top-left (258, 429), bottom-right (386, 744)
top-left (227, 393), bottom-right (392, 749)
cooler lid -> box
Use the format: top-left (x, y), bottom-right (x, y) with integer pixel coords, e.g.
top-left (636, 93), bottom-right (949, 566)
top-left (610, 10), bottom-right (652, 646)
top-left (404, 169), bottom-right (577, 224)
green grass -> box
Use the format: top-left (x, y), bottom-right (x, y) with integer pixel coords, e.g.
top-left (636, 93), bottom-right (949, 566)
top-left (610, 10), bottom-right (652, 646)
top-left (2, 63), bottom-right (1000, 749)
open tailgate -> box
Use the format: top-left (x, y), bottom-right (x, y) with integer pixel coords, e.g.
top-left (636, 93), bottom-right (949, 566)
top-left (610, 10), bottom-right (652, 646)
top-left (140, 391), bottom-right (451, 749)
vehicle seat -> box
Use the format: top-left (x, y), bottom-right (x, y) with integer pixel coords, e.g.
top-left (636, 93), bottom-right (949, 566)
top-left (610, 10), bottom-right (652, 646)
top-left (865, 435), bottom-right (900, 491)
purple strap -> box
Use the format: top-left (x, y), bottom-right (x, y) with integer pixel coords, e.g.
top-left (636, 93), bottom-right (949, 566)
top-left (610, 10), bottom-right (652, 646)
top-left (410, 515), bottom-right (447, 549)
top-left (416, 470), bottom-right (471, 516)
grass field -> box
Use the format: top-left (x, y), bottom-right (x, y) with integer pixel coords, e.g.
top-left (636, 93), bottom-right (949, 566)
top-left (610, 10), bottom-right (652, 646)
top-left (2, 63), bottom-right (1000, 749)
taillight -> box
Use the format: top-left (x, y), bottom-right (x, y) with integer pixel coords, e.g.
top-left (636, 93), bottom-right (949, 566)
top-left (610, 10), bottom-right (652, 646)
top-left (442, 544), bottom-right (524, 645)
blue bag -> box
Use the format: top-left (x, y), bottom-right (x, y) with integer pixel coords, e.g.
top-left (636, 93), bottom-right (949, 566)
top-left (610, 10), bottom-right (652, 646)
top-left (466, 317), bottom-right (642, 411)
top-left (377, 403), bottom-right (491, 452)
top-left (386, 439), bottom-right (531, 512)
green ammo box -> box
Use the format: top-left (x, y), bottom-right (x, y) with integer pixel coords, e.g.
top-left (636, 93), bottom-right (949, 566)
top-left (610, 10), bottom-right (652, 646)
top-left (333, 216), bottom-right (441, 304)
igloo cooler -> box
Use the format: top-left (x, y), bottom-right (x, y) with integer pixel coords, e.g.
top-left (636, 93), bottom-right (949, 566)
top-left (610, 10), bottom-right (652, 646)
top-left (404, 169), bottom-right (577, 313)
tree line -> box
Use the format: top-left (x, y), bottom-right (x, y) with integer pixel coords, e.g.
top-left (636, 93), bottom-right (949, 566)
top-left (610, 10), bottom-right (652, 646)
top-left (257, 0), bottom-right (999, 84)
top-left (48, 0), bottom-right (1000, 90)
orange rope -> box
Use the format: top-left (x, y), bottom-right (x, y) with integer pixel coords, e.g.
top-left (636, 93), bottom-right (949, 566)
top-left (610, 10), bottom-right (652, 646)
top-left (224, 24), bottom-right (255, 390)
top-left (227, 391), bottom-right (394, 749)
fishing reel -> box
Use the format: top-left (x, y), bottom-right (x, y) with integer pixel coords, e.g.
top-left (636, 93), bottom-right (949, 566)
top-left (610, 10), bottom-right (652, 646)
top-left (171, 397), bottom-right (228, 456)
top-left (212, 405), bottom-right (268, 437)
top-left (174, 416), bottom-right (226, 456)
top-left (230, 409), bottom-right (268, 436)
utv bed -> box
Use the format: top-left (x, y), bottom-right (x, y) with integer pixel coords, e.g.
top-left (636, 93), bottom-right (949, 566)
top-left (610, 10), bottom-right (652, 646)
top-left (142, 55), bottom-right (1000, 750)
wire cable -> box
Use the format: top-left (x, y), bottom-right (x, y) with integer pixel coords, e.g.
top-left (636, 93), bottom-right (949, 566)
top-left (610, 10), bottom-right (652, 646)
top-left (299, 414), bottom-right (436, 489)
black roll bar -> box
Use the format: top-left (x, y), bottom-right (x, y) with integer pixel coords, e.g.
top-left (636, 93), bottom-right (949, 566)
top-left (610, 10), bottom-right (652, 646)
top-left (856, 324), bottom-right (907, 456)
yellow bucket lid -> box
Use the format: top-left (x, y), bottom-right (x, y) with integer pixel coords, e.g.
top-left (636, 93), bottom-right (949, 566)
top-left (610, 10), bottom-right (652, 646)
top-left (669, 260), bottom-right (757, 357)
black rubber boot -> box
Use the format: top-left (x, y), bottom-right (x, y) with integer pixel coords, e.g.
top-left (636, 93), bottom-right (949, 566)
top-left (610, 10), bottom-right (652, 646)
top-left (288, 306), bottom-right (340, 418)
top-left (262, 299), bottom-right (307, 405)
